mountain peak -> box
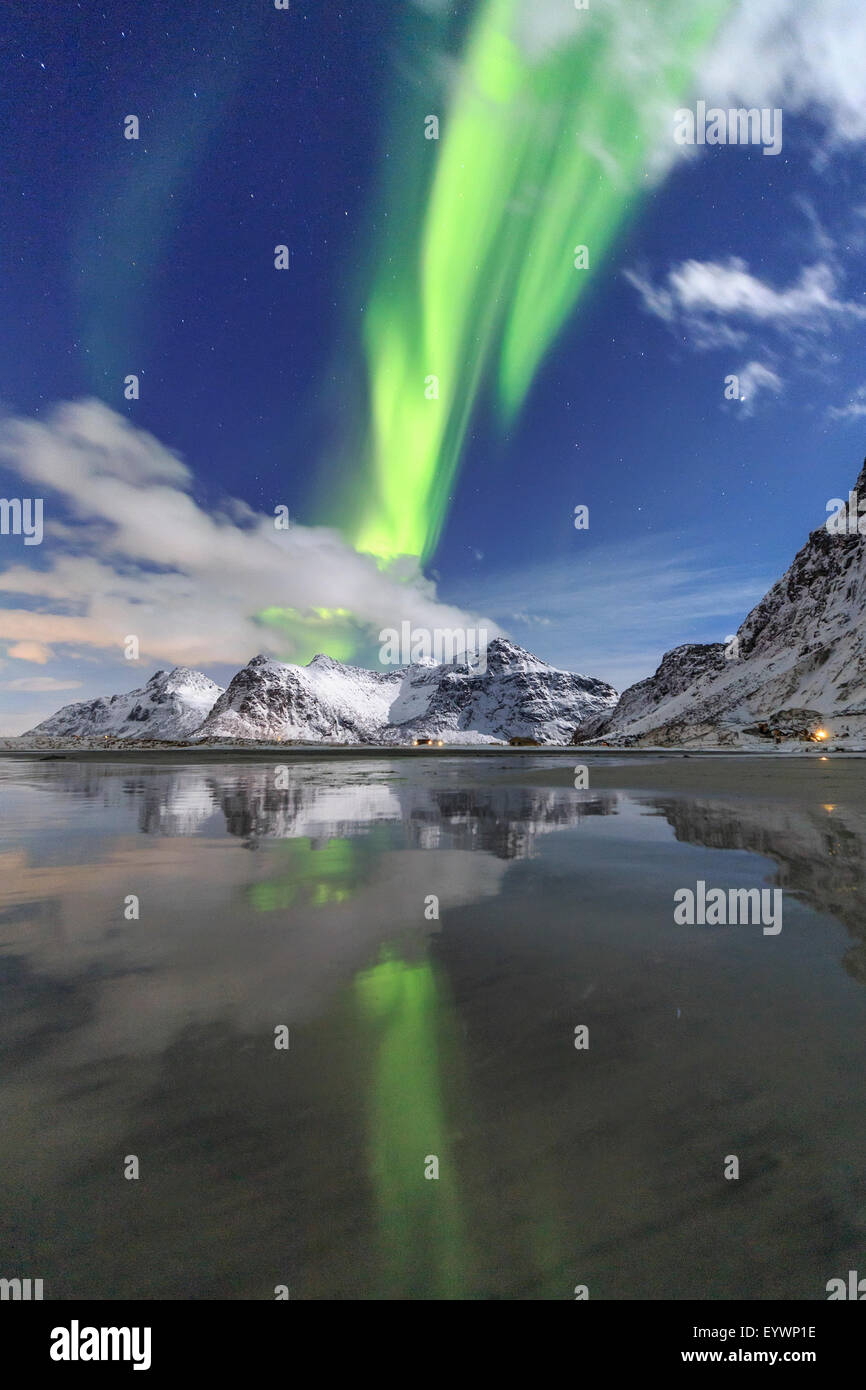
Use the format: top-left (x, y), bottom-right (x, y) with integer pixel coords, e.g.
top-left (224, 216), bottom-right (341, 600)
top-left (482, 636), bottom-right (558, 674)
top-left (28, 667), bottom-right (225, 741)
top-left (308, 653), bottom-right (343, 670)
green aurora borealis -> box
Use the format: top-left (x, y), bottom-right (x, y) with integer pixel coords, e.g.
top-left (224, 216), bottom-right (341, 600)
top-left (68, 0), bottom-right (733, 662)
top-left (345, 0), bottom-right (731, 566)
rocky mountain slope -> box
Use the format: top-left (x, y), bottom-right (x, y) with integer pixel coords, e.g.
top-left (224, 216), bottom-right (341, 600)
top-left (196, 653), bottom-right (404, 743)
top-left (579, 455), bottom-right (866, 747)
top-left (195, 639), bottom-right (617, 744)
top-left (29, 668), bottom-right (224, 740)
top-left (27, 639), bottom-right (617, 745)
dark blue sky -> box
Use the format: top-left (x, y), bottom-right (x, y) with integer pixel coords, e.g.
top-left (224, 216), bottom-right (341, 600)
top-left (2, 0), bottom-right (866, 729)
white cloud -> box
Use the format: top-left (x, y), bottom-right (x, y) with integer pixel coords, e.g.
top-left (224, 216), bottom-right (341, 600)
top-left (0, 400), bottom-right (497, 672)
top-left (700, 0), bottom-right (866, 148)
top-left (627, 259), bottom-right (866, 330)
top-left (792, 193), bottom-right (837, 256)
top-left (515, 0), bottom-right (866, 174)
top-left (6, 641), bottom-right (54, 664)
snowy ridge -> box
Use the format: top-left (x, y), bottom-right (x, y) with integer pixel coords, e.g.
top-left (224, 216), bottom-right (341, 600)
top-left (196, 638), bottom-right (618, 744)
top-left (29, 668), bottom-right (224, 740)
top-left (196, 653), bottom-right (405, 743)
top-left (26, 638), bottom-right (617, 745)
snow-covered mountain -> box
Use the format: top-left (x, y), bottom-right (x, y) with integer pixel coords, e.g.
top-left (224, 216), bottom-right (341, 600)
top-left (195, 638), bottom-right (618, 744)
top-left (26, 639), bottom-right (617, 745)
top-left (579, 455), bottom-right (866, 747)
top-left (28, 667), bottom-right (224, 740)
top-left (196, 652), bottom-right (405, 743)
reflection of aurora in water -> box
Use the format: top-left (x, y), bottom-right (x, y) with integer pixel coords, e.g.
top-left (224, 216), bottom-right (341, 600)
top-left (245, 821), bottom-right (472, 1294)
top-left (355, 952), bottom-right (468, 1299)
top-left (227, 770), bottom-right (585, 1294)
top-left (248, 836), bottom-right (371, 912)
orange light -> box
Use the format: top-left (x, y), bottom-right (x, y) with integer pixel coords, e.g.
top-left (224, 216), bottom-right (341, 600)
top-left (815, 729), bottom-right (829, 740)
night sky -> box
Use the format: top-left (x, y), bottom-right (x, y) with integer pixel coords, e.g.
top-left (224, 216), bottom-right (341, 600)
top-left (2, 0), bottom-right (866, 731)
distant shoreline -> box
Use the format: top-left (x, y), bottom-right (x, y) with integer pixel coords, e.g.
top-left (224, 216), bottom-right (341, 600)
top-left (0, 743), bottom-right (860, 763)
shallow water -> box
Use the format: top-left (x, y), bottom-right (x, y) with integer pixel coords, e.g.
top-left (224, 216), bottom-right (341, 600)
top-left (1, 755), bottom-right (864, 1300)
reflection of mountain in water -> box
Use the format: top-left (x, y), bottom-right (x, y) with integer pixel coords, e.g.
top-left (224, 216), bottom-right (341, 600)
top-left (19, 761), bottom-right (866, 969)
top-left (30, 763), bottom-right (619, 859)
top-left (389, 786), bottom-right (616, 860)
top-left (211, 779), bottom-right (618, 859)
top-left (22, 767), bottom-right (866, 965)
top-left (23, 765), bottom-right (221, 836)
top-left (648, 794), bottom-right (866, 982)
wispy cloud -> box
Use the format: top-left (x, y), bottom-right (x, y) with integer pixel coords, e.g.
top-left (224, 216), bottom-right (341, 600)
top-left (828, 383), bottom-right (866, 420)
top-left (626, 259), bottom-right (866, 331)
top-left (6, 641), bottom-right (54, 665)
top-left (0, 677), bottom-right (82, 693)
top-left (449, 535), bottom-right (772, 692)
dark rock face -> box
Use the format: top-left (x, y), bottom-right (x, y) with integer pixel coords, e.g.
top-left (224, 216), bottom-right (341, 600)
top-left (576, 643), bottom-right (728, 742)
top-left (736, 461), bottom-right (866, 663)
top-left (766, 708), bottom-right (824, 730)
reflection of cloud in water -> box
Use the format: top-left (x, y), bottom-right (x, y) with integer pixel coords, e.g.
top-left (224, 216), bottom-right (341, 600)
top-left (0, 838), bottom-right (509, 1062)
top-left (7, 769), bottom-right (865, 1079)
top-left (0, 766), bottom-right (624, 1095)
